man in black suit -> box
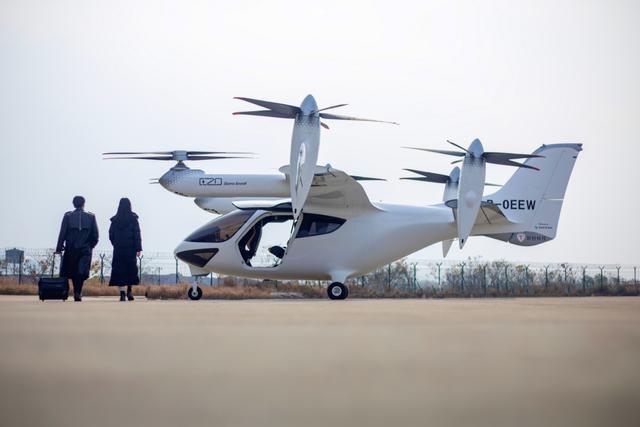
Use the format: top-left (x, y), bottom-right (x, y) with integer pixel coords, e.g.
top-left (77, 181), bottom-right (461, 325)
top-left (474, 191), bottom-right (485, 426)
top-left (55, 196), bottom-right (99, 301)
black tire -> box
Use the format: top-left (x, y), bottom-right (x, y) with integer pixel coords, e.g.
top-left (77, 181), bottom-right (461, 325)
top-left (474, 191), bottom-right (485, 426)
top-left (327, 282), bottom-right (348, 300)
top-left (188, 286), bottom-right (203, 301)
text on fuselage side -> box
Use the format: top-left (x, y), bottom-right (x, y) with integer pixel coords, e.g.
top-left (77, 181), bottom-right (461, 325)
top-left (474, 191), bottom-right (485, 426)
top-left (485, 199), bottom-right (536, 210)
top-left (199, 178), bottom-right (248, 186)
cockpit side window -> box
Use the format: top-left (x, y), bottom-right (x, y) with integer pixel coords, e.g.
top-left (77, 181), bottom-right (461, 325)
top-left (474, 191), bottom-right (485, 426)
top-left (296, 213), bottom-right (346, 238)
top-left (186, 210), bottom-right (255, 243)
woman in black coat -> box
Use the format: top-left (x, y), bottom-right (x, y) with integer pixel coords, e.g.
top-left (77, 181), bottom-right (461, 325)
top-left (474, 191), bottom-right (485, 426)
top-left (109, 198), bottom-right (142, 301)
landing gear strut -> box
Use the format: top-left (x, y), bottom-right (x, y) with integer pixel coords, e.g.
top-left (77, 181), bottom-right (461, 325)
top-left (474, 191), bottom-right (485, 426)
top-left (188, 285), bottom-right (203, 300)
top-left (327, 282), bottom-right (348, 300)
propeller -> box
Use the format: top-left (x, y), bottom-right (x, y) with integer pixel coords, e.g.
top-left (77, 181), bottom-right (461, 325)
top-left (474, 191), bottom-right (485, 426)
top-left (404, 140), bottom-right (544, 170)
top-left (401, 139), bottom-right (522, 250)
top-left (103, 150), bottom-right (254, 162)
top-left (234, 96), bottom-right (398, 125)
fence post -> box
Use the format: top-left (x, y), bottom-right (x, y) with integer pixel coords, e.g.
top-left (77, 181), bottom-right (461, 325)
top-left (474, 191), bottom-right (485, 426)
top-left (616, 266), bottom-right (621, 285)
top-left (175, 256), bottom-right (179, 284)
top-left (524, 265), bottom-right (530, 295)
top-left (599, 266), bottom-right (605, 292)
top-left (582, 267), bottom-right (586, 292)
top-left (210, 272), bottom-right (213, 286)
top-left (504, 265), bottom-right (509, 295)
top-left (18, 253), bottom-right (23, 285)
top-left (460, 262), bottom-right (465, 295)
top-left (50, 252), bottom-right (56, 277)
top-left (436, 262), bottom-right (442, 289)
top-left (544, 265), bottom-right (549, 289)
top-left (482, 265), bottom-right (487, 296)
top-left (387, 264), bottom-right (392, 289)
top-left (634, 266), bottom-right (637, 287)
top-left (99, 254), bottom-right (106, 284)
top-left (137, 254), bottom-right (144, 282)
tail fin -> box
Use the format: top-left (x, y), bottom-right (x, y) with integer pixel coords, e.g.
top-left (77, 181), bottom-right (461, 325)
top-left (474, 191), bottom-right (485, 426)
top-left (484, 143), bottom-right (582, 243)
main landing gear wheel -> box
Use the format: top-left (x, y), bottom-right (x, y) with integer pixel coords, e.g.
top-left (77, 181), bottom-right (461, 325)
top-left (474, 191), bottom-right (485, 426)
top-left (327, 282), bottom-right (348, 300)
top-left (188, 286), bottom-right (203, 301)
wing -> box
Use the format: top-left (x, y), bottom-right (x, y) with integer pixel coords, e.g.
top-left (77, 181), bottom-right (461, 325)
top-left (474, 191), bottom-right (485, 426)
top-left (279, 165), bottom-right (380, 213)
top-left (446, 200), bottom-right (512, 226)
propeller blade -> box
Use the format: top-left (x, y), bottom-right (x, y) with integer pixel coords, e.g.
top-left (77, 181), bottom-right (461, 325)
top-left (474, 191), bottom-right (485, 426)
top-left (447, 140), bottom-right (472, 154)
top-left (484, 152), bottom-right (545, 161)
top-left (485, 183), bottom-right (502, 187)
top-left (176, 155), bottom-right (249, 161)
top-left (451, 159), bottom-right (463, 164)
top-left (485, 158), bottom-right (540, 170)
top-left (187, 151), bottom-right (254, 155)
top-left (320, 122), bottom-right (330, 130)
top-left (103, 151), bottom-right (175, 155)
top-left (312, 104), bottom-right (348, 114)
top-left (402, 147), bottom-right (466, 157)
top-left (233, 97), bottom-right (301, 116)
top-left (104, 156), bottom-right (174, 160)
top-left (401, 169), bottom-right (449, 183)
top-left (319, 112), bottom-right (399, 125)
top-left (400, 177), bottom-right (443, 182)
top-left (233, 110), bottom-right (298, 119)
top-left (103, 151), bottom-right (252, 155)
top-left (350, 175), bottom-right (386, 181)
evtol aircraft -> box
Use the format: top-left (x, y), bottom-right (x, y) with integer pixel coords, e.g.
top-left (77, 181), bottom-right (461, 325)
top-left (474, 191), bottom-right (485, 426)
top-left (105, 95), bottom-right (582, 300)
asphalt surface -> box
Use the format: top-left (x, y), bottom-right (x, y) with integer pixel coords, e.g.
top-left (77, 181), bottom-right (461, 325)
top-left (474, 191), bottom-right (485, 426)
top-left (0, 296), bottom-right (639, 427)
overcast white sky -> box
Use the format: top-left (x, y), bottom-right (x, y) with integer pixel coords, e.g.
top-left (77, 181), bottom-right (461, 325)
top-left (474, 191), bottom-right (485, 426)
top-left (1, 0), bottom-right (638, 265)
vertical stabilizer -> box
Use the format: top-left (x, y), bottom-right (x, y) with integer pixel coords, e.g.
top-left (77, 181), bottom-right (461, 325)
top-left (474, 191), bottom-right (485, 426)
top-left (485, 143), bottom-right (582, 241)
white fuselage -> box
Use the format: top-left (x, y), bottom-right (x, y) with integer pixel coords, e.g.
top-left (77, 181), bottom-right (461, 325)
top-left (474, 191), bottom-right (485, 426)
top-left (174, 203), bottom-right (454, 282)
top-left (174, 200), bottom-right (527, 283)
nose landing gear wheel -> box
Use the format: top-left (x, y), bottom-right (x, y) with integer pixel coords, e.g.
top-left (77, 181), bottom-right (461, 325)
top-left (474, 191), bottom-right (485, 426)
top-left (327, 282), bottom-right (348, 300)
top-left (188, 286), bottom-right (203, 301)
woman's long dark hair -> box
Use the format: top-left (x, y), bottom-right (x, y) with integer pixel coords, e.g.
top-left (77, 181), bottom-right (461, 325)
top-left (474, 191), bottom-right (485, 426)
top-left (112, 198), bottom-right (134, 224)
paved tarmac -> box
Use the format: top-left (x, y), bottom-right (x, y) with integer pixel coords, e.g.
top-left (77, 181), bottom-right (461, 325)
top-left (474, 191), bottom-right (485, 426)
top-left (0, 296), bottom-right (639, 427)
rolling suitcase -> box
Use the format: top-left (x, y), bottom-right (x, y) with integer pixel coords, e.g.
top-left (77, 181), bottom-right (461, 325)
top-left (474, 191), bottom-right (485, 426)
top-left (38, 253), bottom-right (69, 301)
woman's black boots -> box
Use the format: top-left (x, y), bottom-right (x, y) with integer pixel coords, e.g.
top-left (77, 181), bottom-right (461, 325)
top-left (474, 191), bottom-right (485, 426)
top-left (119, 291), bottom-right (126, 302)
top-left (127, 285), bottom-right (134, 301)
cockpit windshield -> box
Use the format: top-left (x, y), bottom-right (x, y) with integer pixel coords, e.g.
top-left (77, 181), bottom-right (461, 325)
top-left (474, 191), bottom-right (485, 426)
top-left (186, 210), bottom-right (255, 243)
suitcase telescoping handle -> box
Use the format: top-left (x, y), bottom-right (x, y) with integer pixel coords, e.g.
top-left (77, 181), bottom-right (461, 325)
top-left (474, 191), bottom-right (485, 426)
top-left (51, 252), bottom-right (62, 278)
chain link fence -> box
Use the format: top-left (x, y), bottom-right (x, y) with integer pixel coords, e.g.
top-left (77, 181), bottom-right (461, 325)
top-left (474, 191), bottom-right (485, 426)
top-left (1, 247), bottom-right (638, 296)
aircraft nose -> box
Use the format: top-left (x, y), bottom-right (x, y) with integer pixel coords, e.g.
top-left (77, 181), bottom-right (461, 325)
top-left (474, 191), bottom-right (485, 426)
top-left (175, 246), bottom-right (219, 268)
